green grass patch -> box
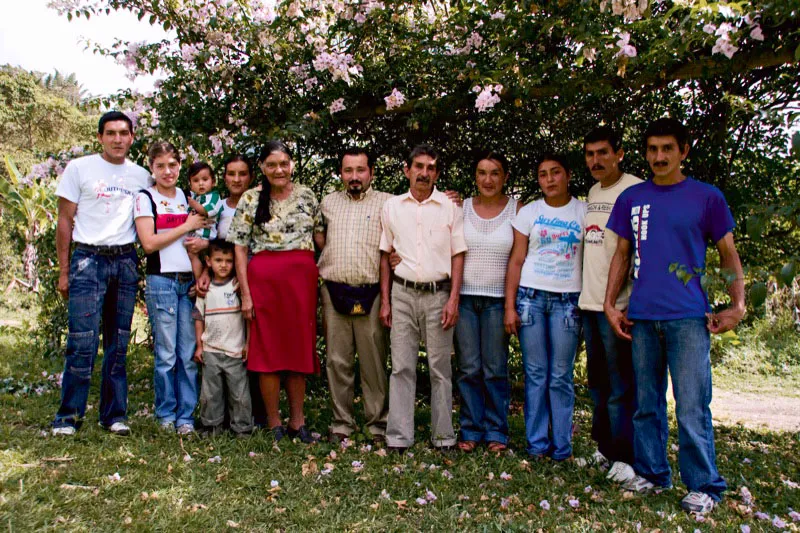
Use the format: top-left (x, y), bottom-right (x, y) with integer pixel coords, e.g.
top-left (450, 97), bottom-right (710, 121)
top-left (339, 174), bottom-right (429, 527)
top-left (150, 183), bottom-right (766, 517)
top-left (1, 323), bottom-right (799, 531)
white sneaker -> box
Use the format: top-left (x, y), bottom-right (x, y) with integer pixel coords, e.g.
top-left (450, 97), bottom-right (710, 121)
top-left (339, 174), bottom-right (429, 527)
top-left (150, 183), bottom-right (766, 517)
top-left (52, 426), bottom-right (76, 436)
top-left (159, 420), bottom-right (175, 433)
top-left (622, 474), bottom-right (655, 494)
top-left (607, 461), bottom-right (636, 484)
top-left (176, 424), bottom-right (195, 436)
top-left (680, 491), bottom-right (715, 514)
top-left (108, 422), bottom-right (130, 436)
top-left (592, 449), bottom-right (609, 466)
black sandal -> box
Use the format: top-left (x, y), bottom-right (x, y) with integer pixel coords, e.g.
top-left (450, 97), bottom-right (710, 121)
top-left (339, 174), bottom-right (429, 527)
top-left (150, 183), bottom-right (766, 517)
top-left (287, 425), bottom-right (317, 444)
top-left (270, 425), bottom-right (287, 442)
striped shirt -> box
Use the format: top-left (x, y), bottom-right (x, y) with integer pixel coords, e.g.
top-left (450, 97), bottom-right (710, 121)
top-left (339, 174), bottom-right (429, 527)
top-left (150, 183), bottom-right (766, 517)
top-left (317, 187), bottom-right (393, 285)
top-left (193, 279), bottom-right (246, 357)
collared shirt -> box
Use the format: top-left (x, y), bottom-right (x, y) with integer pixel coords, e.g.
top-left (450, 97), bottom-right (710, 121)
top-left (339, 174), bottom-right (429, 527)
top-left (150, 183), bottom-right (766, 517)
top-left (379, 187), bottom-right (467, 283)
top-left (317, 187), bottom-right (393, 285)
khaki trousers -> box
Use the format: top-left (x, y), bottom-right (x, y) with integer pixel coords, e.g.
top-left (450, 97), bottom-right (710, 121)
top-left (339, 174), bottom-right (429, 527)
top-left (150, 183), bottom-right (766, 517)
top-left (322, 285), bottom-right (389, 437)
top-left (386, 283), bottom-right (456, 448)
top-left (199, 351), bottom-right (252, 434)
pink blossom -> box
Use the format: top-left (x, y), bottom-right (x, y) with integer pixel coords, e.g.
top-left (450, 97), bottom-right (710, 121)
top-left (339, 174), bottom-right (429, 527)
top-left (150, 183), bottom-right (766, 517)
top-left (702, 23), bottom-right (717, 34)
top-left (740, 525), bottom-right (751, 533)
top-left (425, 490), bottom-right (437, 502)
top-left (755, 512), bottom-right (770, 520)
top-left (500, 472), bottom-right (512, 480)
top-left (750, 26), bottom-right (764, 41)
top-left (490, 12), bottom-right (506, 21)
top-left (415, 497), bottom-right (427, 506)
top-left (384, 88), bottom-right (406, 111)
top-left (568, 498), bottom-right (579, 508)
top-left (474, 84), bottom-right (502, 112)
top-left (380, 489), bottom-right (390, 499)
top-left (773, 516), bottom-right (787, 529)
top-left (329, 98), bottom-right (346, 114)
top-left (500, 497), bottom-right (510, 509)
top-left (582, 47), bottom-right (597, 62)
top-left (539, 499), bottom-right (550, 510)
top-left (615, 32), bottom-right (637, 58)
top-left (789, 510), bottom-right (800, 522)
top-left (712, 35), bottom-right (738, 59)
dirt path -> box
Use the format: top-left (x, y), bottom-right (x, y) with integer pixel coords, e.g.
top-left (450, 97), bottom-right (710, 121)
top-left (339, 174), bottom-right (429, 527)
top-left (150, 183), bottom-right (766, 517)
top-left (711, 389), bottom-right (800, 432)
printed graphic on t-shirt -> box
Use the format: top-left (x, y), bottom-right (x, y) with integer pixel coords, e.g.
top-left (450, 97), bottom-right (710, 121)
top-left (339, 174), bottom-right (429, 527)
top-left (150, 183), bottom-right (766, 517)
top-left (533, 215), bottom-right (582, 281)
top-left (630, 203), bottom-right (650, 279)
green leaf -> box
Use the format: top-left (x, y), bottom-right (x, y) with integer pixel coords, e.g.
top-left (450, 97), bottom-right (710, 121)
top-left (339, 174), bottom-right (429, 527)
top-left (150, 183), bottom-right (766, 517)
top-left (793, 132), bottom-right (800, 161)
top-left (779, 261), bottom-right (796, 286)
top-left (699, 274), bottom-right (709, 291)
top-left (746, 215), bottom-right (762, 240)
top-left (749, 282), bottom-right (767, 307)
top-left (668, 262), bottom-right (678, 273)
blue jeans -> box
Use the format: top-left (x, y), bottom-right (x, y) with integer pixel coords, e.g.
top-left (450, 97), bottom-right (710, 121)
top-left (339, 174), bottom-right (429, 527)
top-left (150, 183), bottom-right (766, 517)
top-left (583, 311), bottom-right (635, 464)
top-left (145, 274), bottom-right (198, 427)
top-left (631, 318), bottom-right (727, 500)
top-left (454, 295), bottom-right (510, 445)
top-left (54, 248), bottom-right (138, 429)
top-left (517, 288), bottom-right (581, 460)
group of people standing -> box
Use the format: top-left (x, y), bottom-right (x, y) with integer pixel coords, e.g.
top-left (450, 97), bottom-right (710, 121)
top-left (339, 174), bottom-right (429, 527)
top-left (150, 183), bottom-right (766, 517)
top-left (50, 111), bottom-right (745, 515)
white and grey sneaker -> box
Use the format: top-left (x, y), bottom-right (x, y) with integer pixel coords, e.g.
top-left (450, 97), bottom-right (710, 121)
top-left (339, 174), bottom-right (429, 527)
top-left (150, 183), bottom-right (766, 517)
top-left (108, 422), bottom-right (130, 436)
top-left (622, 474), bottom-right (655, 494)
top-left (607, 461), bottom-right (636, 484)
top-left (680, 491), bottom-right (715, 514)
top-left (591, 449), bottom-right (609, 466)
top-left (159, 420), bottom-right (175, 433)
top-left (176, 424), bottom-right (195, 436)
top-left (52, 426), bottom-right (76, 436)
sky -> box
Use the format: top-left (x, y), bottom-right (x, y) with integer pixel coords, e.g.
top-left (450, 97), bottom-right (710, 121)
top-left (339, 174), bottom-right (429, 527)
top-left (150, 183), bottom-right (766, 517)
top-left (0, 0), bottom-right (168, 97)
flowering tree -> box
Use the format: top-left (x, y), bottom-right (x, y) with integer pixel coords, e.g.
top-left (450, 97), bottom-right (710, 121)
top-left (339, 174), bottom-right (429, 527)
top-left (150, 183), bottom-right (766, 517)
top-left (36, 0), bottom-right (800, 300)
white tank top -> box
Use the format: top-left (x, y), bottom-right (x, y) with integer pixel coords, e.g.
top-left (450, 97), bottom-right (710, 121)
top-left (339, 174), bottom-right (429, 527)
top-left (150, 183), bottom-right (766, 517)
top-left (461, 196), bottom-right (517, 298)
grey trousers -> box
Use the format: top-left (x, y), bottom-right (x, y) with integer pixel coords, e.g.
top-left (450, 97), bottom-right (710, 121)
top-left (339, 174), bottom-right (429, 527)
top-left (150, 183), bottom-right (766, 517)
top-left (386, 283), bottom-right (456, 448)
top-left (322, 285), bottom-right (389, 437)
top-left (199, 351), bottom-right (253, 434)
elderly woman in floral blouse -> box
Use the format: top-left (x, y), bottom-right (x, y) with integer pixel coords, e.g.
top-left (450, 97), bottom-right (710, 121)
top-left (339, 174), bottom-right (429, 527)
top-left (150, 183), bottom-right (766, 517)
top-left (227, 141), bottom-right (320, 444)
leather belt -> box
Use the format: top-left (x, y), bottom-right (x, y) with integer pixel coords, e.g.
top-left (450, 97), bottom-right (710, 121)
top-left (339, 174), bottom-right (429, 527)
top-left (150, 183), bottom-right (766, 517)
top-left (154, 272), bottom-right (195, 283)
top-left (392, 273), bottom-right (450, 293)
top-left (75, 243), bottom-right (136, 256)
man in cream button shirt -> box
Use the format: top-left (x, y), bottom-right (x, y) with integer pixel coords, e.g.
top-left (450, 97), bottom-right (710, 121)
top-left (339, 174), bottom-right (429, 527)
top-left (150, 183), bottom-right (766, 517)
top-left (379, 144), bottom-right (466, 452)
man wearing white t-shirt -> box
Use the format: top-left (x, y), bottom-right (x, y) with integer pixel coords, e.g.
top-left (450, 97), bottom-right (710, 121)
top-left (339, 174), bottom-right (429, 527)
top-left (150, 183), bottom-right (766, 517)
top-left (578, 126), bottom-right (642, 481)
top-left (51, 111), bottom-right (152, 436)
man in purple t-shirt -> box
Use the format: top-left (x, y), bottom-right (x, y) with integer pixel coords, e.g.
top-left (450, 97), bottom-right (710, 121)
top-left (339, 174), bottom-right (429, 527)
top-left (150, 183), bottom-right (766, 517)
top-left (604, 118), bottom-right (745, 515)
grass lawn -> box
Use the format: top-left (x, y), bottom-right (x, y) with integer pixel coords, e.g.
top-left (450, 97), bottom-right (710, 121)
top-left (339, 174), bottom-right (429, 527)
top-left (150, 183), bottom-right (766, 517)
top-left (1, 312), bottom-right (799, 530)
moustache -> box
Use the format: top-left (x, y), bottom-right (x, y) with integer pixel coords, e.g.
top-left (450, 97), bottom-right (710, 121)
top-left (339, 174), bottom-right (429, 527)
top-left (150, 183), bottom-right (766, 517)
top-left (348, 181), bottom-right (363, 187)
top-left (653, 161), bottom-right (668, 167)
top-left (591, 165), bottom-right (605, 171)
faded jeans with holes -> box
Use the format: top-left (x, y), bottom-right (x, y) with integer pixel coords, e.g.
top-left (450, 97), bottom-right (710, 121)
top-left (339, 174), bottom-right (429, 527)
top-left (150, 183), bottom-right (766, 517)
top-left (631, 318), bottom-right (727, 500)
top-left (53, 248), bottom-right (138, 429)
top-left (145, 274), bottom-right (198, 428)
top-left (517, 288), bottom-right (581, 460)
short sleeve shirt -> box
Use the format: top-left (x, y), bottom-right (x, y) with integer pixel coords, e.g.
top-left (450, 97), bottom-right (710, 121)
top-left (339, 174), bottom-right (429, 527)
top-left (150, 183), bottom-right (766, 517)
top-left (606, 177), bottom-right (735, 320)
top-left (379, 188), bottom-right (467, 283)
top-left (226, 184), bottom-right (319, 253)
top-left (55, 154), bottom-right (151, 245)
top-left (133, 187), bottom-right (192, 273)
top-left (579, 173), bottom-right (643, 311)
top-left (512, 197), bottom-right (586, 293)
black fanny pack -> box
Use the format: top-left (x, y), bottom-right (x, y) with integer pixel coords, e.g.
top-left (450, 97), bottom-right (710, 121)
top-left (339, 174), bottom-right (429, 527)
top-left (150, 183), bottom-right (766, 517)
top-left (326, 281), bottom-right (380, 316)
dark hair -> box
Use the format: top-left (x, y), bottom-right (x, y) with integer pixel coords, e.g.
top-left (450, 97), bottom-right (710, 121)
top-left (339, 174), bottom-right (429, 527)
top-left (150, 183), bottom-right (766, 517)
top-left (98, 111), bottom-right (133, 135)
top-left (187, 161), bottom-right (214, 182)
top-left (643, 118), bottom-right (690, 151)
top-left (405, 144), bottom-right (440, 170)
top-left (208, 238), bottom-right (234, 256)
top-left (340, 147), bottom-right (375, 169)
top-left (584, 126), bottom-right (622, 153)
top-left (147, 141), bottom-right (180, 166)
top-left (223, 154), bottom-right (255, 180)
top-left (472, 150), bottom-right (509, 175)
top-left (536, 153), bottom-right (570, 176)
top-left (255, 141), bottom-right (293, 225)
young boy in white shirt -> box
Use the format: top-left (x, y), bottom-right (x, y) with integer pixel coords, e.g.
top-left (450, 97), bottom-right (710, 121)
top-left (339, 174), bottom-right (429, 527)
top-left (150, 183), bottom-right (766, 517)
top-left (193, 239), bottom-right (252, 435)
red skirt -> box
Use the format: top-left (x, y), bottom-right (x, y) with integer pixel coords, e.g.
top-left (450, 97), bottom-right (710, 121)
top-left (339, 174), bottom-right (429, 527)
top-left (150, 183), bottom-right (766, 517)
top-left (247, 249), bottom-right (320, 375)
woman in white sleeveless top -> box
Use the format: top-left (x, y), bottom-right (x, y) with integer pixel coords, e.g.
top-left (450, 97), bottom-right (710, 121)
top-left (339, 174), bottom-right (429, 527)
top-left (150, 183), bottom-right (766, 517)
top-left (456, 151), bottom-right (521, 453)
